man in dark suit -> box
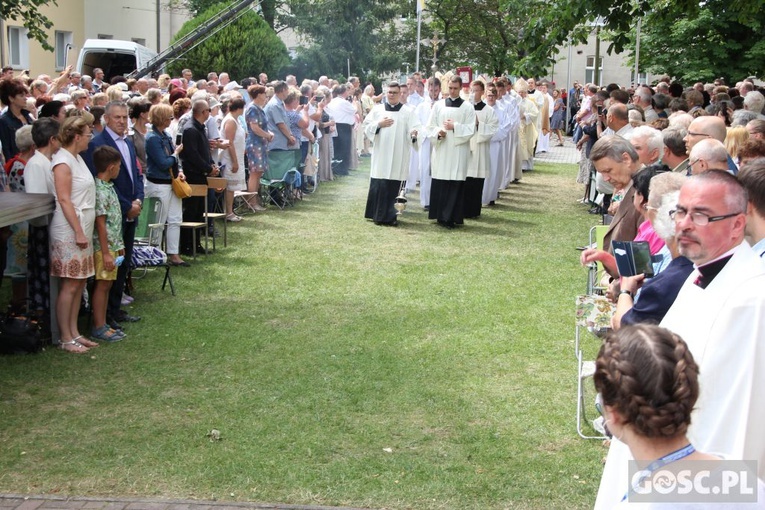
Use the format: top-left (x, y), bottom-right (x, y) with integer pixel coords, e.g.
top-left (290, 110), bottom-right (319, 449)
top-left (84, 101), bottom-right (144, 327)
top-left (580, 135), bottom-right (643, 278)
top-left (179, 99), bottom-right (219, 254)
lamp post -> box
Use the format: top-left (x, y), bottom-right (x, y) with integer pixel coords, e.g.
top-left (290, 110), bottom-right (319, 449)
top-left (591, 16), bottom-right (605, 86)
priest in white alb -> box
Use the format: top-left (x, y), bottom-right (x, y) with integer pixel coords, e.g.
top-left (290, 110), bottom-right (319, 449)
top-left (362, 82), bottom-right (420, 226)
top-left (426, 75), bottom-right (476, 228)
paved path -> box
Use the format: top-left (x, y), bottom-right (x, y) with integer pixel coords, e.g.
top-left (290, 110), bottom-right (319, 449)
top-left (533, 138), bottom-right (581, 166)
top-left (0, 495), bottom-right (370, 510)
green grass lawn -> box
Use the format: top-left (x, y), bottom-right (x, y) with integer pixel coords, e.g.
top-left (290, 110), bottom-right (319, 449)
top-left (0, 158), bottom-right (607, 509)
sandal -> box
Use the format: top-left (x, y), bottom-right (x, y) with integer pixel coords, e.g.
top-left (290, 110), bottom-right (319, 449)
top-left (225, 213), bottom-right (243, 222)
top-left (59, 339), bottom-right (89, 353)
top-left (73, 335), bottom-right (99, 348)
top-left (91, 325), bottom-right (125, 343)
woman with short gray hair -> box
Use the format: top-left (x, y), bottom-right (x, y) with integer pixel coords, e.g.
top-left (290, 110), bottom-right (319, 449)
top-left (612, 171), bottom-right (692, 329)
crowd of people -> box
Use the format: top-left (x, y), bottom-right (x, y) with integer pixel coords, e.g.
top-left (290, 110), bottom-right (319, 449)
top-left (2, 60), bottom-right (765, 505)
top-left (568, 75), bottom-right (765, 506)
top-left (0, 64), bottom-right (580, 348)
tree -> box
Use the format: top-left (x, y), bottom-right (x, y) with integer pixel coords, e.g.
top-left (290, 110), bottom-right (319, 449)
top-left (535, 0), bottom-right (765, 61)
top-left (177, 0), bottom-right (277, 29)
top-left (0, 0), bottom-right (56, 51)
top-left (166, 1), bottom-right (289, 80)
top-left (629, 2), bottom-right (765, 83)
top-left (278, 0), bottom-right (401, 79)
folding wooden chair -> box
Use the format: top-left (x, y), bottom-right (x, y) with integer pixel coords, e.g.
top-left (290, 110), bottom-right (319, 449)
top-left (179, 184), bottom-right (209, 258)
top-left (206, 176), bottom-right (228, 248)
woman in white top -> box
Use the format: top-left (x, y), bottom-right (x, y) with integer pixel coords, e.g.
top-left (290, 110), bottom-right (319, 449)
top-left (50, 115), bottom-right (99, 353)
top-left (219, 97), bottom-right (246, 222)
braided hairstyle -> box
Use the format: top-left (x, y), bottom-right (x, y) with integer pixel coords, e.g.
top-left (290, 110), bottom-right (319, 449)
top-left (593, 324), bottom-right (699, 438)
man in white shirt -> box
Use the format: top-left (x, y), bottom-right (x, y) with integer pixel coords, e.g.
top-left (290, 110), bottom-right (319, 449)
top-left (324, 84), bottom-right (357, 176)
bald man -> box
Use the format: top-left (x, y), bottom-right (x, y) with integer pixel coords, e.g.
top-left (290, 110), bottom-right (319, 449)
top-left (684, 115), bottom-right (738, 173)
top-left (688, 138), bottom-right (730, 174)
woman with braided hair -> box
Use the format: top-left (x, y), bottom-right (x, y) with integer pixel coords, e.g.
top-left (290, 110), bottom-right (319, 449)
top-left (593, 324), bottom-right (765, 507)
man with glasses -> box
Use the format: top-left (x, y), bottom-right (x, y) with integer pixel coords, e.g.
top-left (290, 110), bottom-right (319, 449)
top-left (425, 75), bottom-right (476, 228)
top-left (362, 82), bottom-right (420, 226)
top-left (687, 138), bottom-right (729, 175)
top-left (595, 169), bottom-right (765, 508)
top-left (746, 119), bottom-right (765, 140)
top-left (581, 135), bottom-right (643, 277)
top-left (684, 115), bottom-right (739, 174)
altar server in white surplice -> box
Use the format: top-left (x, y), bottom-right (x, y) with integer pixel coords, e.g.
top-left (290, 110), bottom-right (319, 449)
top-left (413, 77), bottom-right (441, 209)
top-left (483, 84), bottom-right (509, 205)
top-left (426, 75), bottom-right (476, 228)
top-left (362, 82), bottom-right (420, 226)
top-left (594, 170), bottom-right (765, 509)
top-left (405, 78), bottom-right (426, 193)
top-left (464, 80), bottom-right (498, 219)
top-left (497, 80), bottom-right (522, 187)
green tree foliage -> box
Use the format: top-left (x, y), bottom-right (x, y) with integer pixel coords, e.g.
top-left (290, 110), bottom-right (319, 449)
top-left (422, 0), bottom-right (578, 77)
top-left (279, 0), bottom-right (401, 80)
top-left (0, 0), bottom-right (56, 51)
top-left (538, 0), bottom-right (765, 63)
top-left (630, 2), bottom-right (765, 83)
top-left (179, 0), bottom-right (276, 28)
top-left (166, 1), bottom-right (289, 80)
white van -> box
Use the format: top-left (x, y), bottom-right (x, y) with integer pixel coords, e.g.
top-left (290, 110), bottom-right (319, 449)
top-left (76, 39), bottom-right (158, 80)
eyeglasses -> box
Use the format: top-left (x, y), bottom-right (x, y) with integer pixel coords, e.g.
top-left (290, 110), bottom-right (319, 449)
top-left (669, 208), bottom-right (744, 225)
top-left (687, 131), bottom-right (711, 138)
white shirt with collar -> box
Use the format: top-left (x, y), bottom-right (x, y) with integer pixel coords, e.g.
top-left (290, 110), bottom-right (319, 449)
top-left (105, 126), bottom-right (134, 182)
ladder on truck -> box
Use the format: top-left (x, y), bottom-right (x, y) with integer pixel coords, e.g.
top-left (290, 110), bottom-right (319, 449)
top-left (128, 0), bottom-right (261, 79)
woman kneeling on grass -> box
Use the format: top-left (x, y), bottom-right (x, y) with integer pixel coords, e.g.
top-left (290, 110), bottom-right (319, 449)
top-left (593, 324), bottom-right (765, 507)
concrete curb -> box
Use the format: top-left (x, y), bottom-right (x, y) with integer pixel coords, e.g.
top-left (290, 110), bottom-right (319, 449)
top-left (0, 495), bottom-right (375, 510)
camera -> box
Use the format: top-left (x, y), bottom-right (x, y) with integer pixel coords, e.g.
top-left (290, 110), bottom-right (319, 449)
top-left (299, 95), bottom-right (308, 106)
top-left (315, 95), bottom-right (324, 102)
top-left (597, 105), bottom-right (604, 115)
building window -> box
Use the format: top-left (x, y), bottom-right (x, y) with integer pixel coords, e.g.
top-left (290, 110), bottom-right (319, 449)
top-left (55, 31), bottom-right (73, 71)
top-left (7, 26), bottom-right (29, 69)
top-left (98, 34), bottom-right (113, 40)
top-left (585, 56), bottom-right (603, 86)
top-left (132, 38), bottom-right (146, 46)
top-left (631, 70), bottom-right (647, 86)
